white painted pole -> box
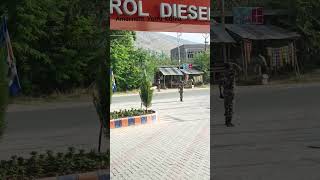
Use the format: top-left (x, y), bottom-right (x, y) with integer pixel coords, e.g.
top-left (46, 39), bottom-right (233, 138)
top-left (177, 32), bottom-right (182, 69)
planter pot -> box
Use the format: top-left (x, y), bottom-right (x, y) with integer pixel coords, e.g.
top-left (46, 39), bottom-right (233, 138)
top-left (110, 110), bottom-right (158, 129)
top-left (38, 170), bottom-right (109, 180)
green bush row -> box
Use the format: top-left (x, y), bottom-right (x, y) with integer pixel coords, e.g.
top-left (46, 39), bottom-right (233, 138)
top-left (0, 148), bottom-right (109, 179)
top-left (110, 108), bottom-right (154, 120)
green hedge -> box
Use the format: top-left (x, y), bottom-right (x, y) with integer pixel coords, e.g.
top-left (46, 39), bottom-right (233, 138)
top-left (0, 148), bottom-right (109, 179)
top-left (110, 109), bottom-right (154, 120)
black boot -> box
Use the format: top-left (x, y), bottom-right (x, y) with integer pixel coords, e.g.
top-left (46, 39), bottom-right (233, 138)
top-left (225, 117), bottom-right (234, 127)
top-left (227, 123), bottom-right (235, 127)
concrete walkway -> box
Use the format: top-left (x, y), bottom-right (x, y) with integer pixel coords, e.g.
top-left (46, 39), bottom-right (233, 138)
top-left (110, 90), bottom-right (210, 180)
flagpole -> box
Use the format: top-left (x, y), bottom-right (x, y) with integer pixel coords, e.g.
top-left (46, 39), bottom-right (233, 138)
top-left (4, 17), bottom-right (14, 64)
top-left (7, 16), bottom-right (22, 90)
top-left (3, 16), bottom-right (22, 93)
top-left (221, 0), bottom-right (227, 63)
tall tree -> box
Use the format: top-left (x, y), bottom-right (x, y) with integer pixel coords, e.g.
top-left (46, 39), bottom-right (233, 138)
top-left (295, 0), bottom-right (320, 66)
top-left (194, 52), bottom-right (210, 83)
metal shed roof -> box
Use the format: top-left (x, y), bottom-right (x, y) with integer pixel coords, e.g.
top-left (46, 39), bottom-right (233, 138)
top-left (159, 67), bottom-right (183, 76)
top-left (211, 24), bottom-right (236, 43)
top-left (226, 24), bottom-right (300, 40)
top-left (180, 69), bottom-right (204, 75)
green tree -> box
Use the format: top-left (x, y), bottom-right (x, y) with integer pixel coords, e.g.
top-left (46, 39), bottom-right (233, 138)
top-left (0, 0), bottom-right (105, 96)
top-left (294, 0), bottom-right (320, 68)
top-left (194, 51), bottom-right (210, 83)
top-left (110, 31), bottom-right (140, 91)
top-left (140, 71), bottom-right (153, 112)
top-left (133, 48), bottom-right (158, 82)
top-left (110, 31), bottom-right (161, 91)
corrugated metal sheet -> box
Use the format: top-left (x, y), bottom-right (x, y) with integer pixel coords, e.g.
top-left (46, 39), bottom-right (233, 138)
top-left (211, 24), bottom-right (236, 43)
top-left (180, 69), bottom-right (204, 75)
top-left (226, 24), bottom-right (300, 40)
top-left (159, 67), bottom-right (183, 76)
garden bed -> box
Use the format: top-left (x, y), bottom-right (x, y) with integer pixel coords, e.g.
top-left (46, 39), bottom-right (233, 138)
top-left (0, 148), bottom-right (109, 179)
top-left (110, 109), bottom-right (158, 129)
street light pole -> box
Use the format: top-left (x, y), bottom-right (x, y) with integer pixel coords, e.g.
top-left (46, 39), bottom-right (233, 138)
top-left (221, 0), bottom-right (225, 29)
top-left (202, 33), bottom-right (210, 51)
top-left (221, 0), bottom-right (227, 63)
top-left (177, 32), bottom-right (182, 69)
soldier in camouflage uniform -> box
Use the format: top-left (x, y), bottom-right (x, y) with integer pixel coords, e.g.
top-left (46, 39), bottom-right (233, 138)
top-left (157, 78), bottom-right (161, 92)
top-left (179, 80), bottom-right (184, 102)
top-left (219, 63), bottom-right (236, 127)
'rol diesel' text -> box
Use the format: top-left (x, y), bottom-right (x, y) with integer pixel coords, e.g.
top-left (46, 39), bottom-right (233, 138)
top-left (111, 0), bottom-right (210, 21)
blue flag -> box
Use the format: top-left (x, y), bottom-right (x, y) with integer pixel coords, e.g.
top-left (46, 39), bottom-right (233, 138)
top-left (1, 16), bottom-right (21, 96)
top-left (110, 69), bottom-right (116, 92)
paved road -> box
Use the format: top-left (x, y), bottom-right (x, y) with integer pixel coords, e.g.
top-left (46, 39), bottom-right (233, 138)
top-left (212, 83), bottom-right (320, 180)
top-left (0, 103), bottom-right (101, 160)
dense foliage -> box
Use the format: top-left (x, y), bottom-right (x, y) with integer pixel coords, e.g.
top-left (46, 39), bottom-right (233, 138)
top-left (110, 30), bottom-right (172, 92)
top-left (194, 52), bottom-right (210, 83)
top-left (293, 0), bottom-right (320, 69)
top-left (0, 148), bottom-right (109, 179)
top-left (0, 0), bottom-right (105, 96)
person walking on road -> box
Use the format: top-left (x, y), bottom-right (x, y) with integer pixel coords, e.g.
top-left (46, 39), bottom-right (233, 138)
top-left (219, 63), bottom-right (238, 127)
top-left (179, 80), bottom-right (184, 102)
top-left (157, 78), bottom-right (161, 92)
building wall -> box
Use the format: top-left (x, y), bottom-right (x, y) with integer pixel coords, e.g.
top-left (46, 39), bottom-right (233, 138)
top-left (171, 44), bottom-right (210, 63)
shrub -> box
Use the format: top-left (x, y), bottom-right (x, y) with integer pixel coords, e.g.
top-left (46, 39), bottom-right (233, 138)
top-left (110, 108), bottom-right (154, 120)
top-left (139, 71), bottom-right (153, 112)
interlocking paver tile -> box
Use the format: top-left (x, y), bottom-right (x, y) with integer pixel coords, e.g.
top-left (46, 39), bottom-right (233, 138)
top-left (111, 94), bottom-right (210, 180)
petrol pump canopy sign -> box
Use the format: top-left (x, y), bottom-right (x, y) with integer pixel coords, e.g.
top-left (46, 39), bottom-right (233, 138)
top-left (110, 0), bottom-right (210, 33)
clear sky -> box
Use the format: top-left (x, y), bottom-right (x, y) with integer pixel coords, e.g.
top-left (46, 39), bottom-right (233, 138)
top-left (159, 32), bottom-right (210, 44)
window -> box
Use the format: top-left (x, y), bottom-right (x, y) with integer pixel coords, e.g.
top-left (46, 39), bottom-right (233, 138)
top-left (187, 51), bottom-right (194, 59)
top-left (252, 7), bottom-right (263, 24)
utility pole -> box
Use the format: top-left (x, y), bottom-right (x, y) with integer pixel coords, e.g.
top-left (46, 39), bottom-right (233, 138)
top-left (221, 0), bottom-right (225, 28)
top-left (221, 0), bottom-right (227, 63)
top-left (202, 33), bottom-right (210, 51)
top-left (177, 32), bottom-right (182, 69)
top-left (95, 0), bottom-right (108, 153)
